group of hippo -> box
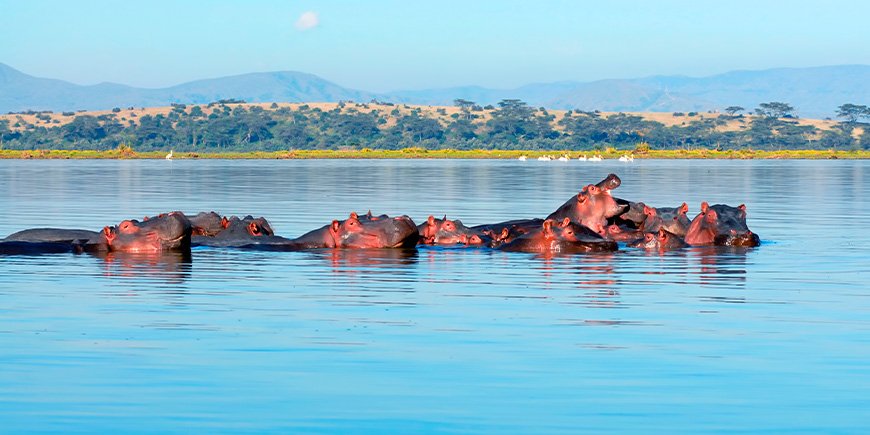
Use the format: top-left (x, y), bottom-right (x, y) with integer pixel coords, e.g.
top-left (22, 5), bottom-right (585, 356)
top-left (0, 173), bottom-right (760, 257)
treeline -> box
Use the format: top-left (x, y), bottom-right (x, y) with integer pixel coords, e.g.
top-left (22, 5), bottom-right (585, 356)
top-left (1, 99), bottom-right (869, 152)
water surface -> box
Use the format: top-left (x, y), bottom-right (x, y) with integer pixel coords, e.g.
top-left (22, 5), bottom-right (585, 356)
top-left (1, 159), bottom-right (869, 432)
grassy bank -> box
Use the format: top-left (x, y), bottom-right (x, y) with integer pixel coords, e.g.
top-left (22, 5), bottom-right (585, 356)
top-left (1, 148), bottom-right (869, 160)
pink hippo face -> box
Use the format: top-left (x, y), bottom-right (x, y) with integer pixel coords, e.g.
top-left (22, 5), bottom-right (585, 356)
top-left (330, 213), bottom-right (419, 249)
top-left (104, 212), bottom-right (191, 253)
top-left (685, 202), bottom-right (759, 247)
top-left (417, 215), bottom-right (473, 245)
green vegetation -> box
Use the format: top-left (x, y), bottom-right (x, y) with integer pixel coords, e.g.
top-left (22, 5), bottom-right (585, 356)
top-left (2, 147), bottom-right (868, 160)
top-left (1, 99), bottom-right (868, 154)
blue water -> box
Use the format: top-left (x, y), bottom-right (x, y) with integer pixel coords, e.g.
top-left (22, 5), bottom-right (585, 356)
top-left (1, 159), bottom-right (869, 432)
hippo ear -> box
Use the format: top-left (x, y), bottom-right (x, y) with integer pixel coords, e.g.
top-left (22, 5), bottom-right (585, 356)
top-left (701, 202), bottom-right (709, 213)
top-left (366, 210), bottom-right (373, 218)
top-left (442, 215), bottom-right (447, 221)
top-left (248, 222), bottom-right (261, 236)
top-left (577, 192), bottom-right (588, 203)
top-left (643, 205), bottom-right (655, 216)
top-left (739, 204), bottom-right (746, 212)
top-left (221, 217), bottom-right (230, 229)
top-left (331, 220), bottom-right (341, 233)
top-left (349, 212), bottom-right (358, 220)
top-left (560, 217), bottom-right (570, 228)
top-left (499, 227), bottom-right (509, 240)
top-left (658, 228), bottom-right (668, 241)
top-left (679, 203), bottom-right (689, 214)
top-left (427, 215), bottom-right (435, 226)
top-left (543, 219), bottom-right (553, 233)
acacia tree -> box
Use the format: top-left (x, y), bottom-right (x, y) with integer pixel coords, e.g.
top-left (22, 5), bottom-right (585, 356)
top-left (755, 102), bottom-right (795, 118)
top-left (453, 99), bottom-right (476, 121)
top-left (725, 106), bottom-right (745, 116)
top-left (836, 104), bottom-right (869, 124)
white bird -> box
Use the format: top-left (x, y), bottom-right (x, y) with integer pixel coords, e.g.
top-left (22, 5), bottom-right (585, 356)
top-left (558, 155), bottom-right (569, 162)
top-left (165, 150), bottom-right (173, 160)
top-left (619, 154), bottom-right (635, 162)
top-left (588, 155), bottom-right (602, 162)
top-left (537, 155), bottom-right (552, 161)
top-left (577, 155), bottom-right (588, 162)
top-left (518, 155), bottom-right (527, 161)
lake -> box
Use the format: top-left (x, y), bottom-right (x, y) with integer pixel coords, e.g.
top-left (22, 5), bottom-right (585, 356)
top-left (1, 159), bottom-right (869, 432)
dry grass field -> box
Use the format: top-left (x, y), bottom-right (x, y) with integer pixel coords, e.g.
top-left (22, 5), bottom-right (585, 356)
top-left (1, 102), bottom-right (851, 136)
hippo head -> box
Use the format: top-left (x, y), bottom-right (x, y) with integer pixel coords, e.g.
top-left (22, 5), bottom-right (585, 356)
top-left (189, 211), bottom-right (225, 236)
top-left (460, 232), bottom-right (494, 247)
top-left (617, 200), bottom-right (646, 226)
top-left (686, 202), bottom-right (760, 247)
top-left (238, 215), bottom-right (275, 237)
top-left (417, 215), bottom-right (472, 245)
top-left (657, 203), bottom-right (691, 237)
top-left (630, 228), bottom-right (688, 251)
top-left (547, 174), bottom-right (624, 230)
top-left (103, 212), bottom-right (192, 252)
top-left (331, 212), bottom-right (419, 248)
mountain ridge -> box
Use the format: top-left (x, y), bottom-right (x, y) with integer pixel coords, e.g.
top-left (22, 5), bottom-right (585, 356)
top-left (2, 62), bottom-right (868, 118)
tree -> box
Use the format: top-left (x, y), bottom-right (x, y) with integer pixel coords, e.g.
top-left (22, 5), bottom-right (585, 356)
top-left (62, 115), bottom-right (106, 142)
top-left (836, 104), bottom-right (869, 124)
top-left (755, 102), bottom-right (795, 118)
top-left (453, 99), bottom-right (476, 121)
top-left (725, 106), bottom-right (745, 116)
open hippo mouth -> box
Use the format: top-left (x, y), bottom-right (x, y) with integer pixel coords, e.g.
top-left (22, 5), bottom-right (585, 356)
top-left (595, 173), bottom-right (621, 192)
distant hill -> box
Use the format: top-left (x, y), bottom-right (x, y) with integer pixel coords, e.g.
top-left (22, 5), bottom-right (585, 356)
top-left (2, 62), bottom-right (868, 118)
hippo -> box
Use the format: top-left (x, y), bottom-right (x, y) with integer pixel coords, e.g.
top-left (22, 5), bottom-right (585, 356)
top-left (2, 228), bottom-right (108, 252)
top-left (0, 240), bottom-right (85, 255)
top-left (613, 199), bottom-right (646, 227)
top-left (192, 215), bottom-right (278, 247)
top-left (685, 202), bottom-right (760, 247)
top-left (547, 173), bottom-right (625, 230)
top-left (460, 232), bottom-right (496, 247)
top-left (232, 212), bottom-right (420, 250)
top-left (103, 212), bottom-right (192, 252)
top-left (499, 218), bottom-right (617, 254)
top-left (641, 203), bottom-right (691, 236)
top-left (600, 224), bottom-right (645, 242)
top-left (628, 228), bottom-right (688, 251)
top-left (469, 218), bottom-right (545, 247)
top-left (188, 211), bottom-right (227, 236)
top-left (417, 215), bottom-right (475, 245)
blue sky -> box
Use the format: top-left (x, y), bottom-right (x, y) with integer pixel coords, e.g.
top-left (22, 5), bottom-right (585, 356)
top-left (2, 0), bottom-right (868, 91)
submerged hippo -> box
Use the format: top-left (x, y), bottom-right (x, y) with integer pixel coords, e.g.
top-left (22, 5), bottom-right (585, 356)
top-left (600, 223), bottom-right (645, 242)
top-left (417, 215), bottom-right (475, 245)
top-left (547, 173), bottom-right (625, 230)
top-left (499, 218), bottom-right (617, 254)
top-left (628, 228), bottom-right (688, 252)
top-left (226, 212), bottom-right (420, 250)
top-left (641, 203), bottom-right (691, 236)
top-left (192, 215), bottom-right (277, 247)
top-left (2, 228), bottom-right (108, 252)
top-left (469, 218), bottom-right (545, 247)
top-left (685, 202), bottom-right (760, 247)
top-left (103, 212), bottom-right (192, 253)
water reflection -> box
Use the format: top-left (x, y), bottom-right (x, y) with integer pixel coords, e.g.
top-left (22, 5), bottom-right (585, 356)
top-left (690, 246), bottom-right (750, 288)
top-left (93, 250), bottom-right (193, 285)
top-left (318, 248), bottom-right (419, 270)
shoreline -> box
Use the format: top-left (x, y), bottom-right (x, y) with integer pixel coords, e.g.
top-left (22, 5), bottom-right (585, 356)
top-left (1, 149), bottom-right (869, 160)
